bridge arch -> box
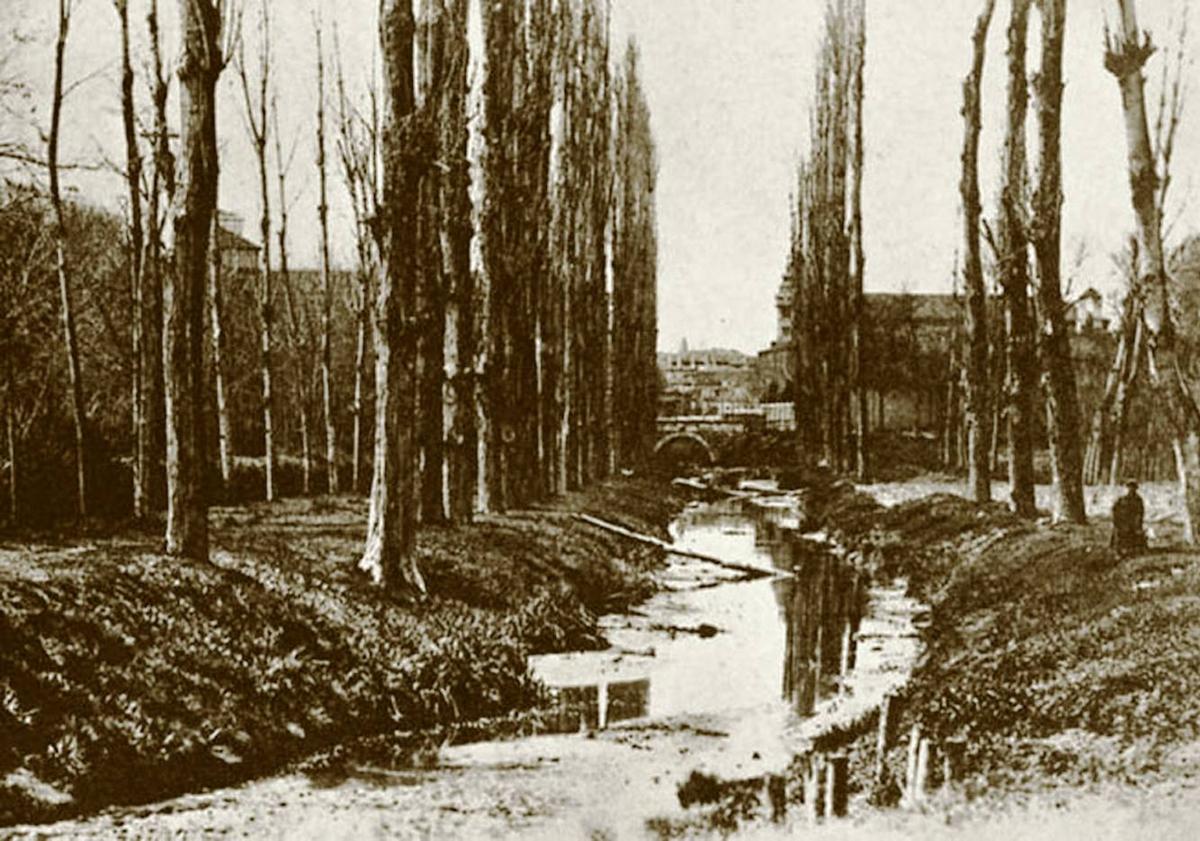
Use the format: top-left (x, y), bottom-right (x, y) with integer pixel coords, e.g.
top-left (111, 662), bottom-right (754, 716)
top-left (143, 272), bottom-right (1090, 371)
top-left (653, 431), bottom-right (716, 465)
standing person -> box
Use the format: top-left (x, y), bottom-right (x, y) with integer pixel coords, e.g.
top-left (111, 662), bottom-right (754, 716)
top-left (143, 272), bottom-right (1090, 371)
top-left (1111, 480), bottom-right (1147, 557)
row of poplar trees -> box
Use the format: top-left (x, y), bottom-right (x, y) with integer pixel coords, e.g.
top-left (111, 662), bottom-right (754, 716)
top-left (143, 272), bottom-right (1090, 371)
top-left (958, 0), bottom-right (1189, 529)
top-left (787, 0), bottom-right (869, 478)
top-left (163, 0), bottom-right (658, 593)
top-left (957, 0), bottom-right (1090, 523)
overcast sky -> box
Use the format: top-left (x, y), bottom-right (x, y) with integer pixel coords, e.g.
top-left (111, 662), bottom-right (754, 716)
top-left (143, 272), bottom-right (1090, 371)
top-left (4, 1), bottom-right (1197, 354)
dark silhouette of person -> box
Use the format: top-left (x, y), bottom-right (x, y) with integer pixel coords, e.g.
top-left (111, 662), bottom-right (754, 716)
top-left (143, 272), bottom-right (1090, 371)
top-left (1111, 480), bottom-right (1147, 557)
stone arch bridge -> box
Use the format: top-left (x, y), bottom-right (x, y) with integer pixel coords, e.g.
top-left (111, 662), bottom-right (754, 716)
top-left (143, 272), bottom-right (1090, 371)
top-left (654, 414), bottom-right (761, 466)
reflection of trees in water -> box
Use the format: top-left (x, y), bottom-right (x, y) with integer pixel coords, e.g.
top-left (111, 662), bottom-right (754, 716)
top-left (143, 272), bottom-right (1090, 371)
top-left (780, 542), bottom-right (866, 715)
top-left (543, 678), bottom-right (651, 733)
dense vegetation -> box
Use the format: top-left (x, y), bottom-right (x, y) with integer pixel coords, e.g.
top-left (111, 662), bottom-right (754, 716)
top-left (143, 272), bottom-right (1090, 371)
top-left (0, 479), bottom-right (683, 826)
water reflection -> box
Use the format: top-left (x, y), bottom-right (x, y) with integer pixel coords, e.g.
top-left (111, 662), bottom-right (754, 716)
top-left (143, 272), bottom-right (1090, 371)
top-left (778, 542), bottom-right (866, 715)
top-left (543, 679), bottom-right (650, 733)
top-left (535, 497), bottom-right (868, 732)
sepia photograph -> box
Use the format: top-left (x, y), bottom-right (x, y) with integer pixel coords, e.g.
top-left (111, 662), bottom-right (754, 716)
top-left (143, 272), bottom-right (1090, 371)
top-left (2, 0), bottom-right (1200, 837)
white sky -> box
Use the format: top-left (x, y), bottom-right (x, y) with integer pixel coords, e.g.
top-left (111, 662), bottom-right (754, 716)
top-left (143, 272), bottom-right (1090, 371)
top-left (4, 0), bottom-right (1198, 354)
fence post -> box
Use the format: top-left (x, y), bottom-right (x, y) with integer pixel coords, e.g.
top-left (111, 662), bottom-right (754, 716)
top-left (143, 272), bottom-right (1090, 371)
top-left (872, 692), bottom-right (895, 799)
top-left (826, 752), bottom-right (849, 817)
top-left (904, 723), bottom-right (921, 804)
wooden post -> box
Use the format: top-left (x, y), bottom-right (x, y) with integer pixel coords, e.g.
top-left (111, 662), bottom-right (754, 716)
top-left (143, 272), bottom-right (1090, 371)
top-left (826, 752), bottom-right (849, 817)
top-left (767, 773), bottom-right (787, 823)
top-left (913, 737), bottom-right (933, 803)
top-left (904, 723), bottom-right (921, 804)
top-left (805, 755), bottom-right (825, 821)
top-left (872, 692), bottom-right (895, 797)
top-left (942, 737), bottom-right (965, 789)
top-left (597, 680), bottom-right (608, 730)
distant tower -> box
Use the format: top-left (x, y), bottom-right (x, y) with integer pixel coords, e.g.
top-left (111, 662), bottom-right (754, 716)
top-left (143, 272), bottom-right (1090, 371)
top-left (679, 336), bottom-right (689, 354)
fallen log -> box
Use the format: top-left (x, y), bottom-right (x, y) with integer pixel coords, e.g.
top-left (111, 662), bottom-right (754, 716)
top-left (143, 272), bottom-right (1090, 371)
top-left (572, 513), bottom-right (792, 579)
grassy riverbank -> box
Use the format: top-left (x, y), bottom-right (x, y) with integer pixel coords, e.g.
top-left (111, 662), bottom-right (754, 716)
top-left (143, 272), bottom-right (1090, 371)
top-left (0, 479), bottom-right (687, 827)
top-left (669, 478), bottom-right (1200, 835)
top-left (814, 482), bottom-right (1200, 809)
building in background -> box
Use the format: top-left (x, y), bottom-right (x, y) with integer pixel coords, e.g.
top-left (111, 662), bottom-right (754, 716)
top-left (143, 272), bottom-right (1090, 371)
top-left (658, 344), bottom-right (762, 416)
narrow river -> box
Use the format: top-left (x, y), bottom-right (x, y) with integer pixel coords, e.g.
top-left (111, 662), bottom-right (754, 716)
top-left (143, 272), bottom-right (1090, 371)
top-left (18, 495), bottom-right (921, 840)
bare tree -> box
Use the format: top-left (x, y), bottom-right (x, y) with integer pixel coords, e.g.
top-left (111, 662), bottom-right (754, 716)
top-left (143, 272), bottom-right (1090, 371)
top-left (849, 1), bottom-right (868, 480)
top-left (959, 0), bottom-right (996, 505)
top-left (235, 0), bottom-right (276, 502)
top-left (209, 207), bottom-right (233, 491)
top-left (996, 0), bottom-right (1037, 516)
top-left (333, 29), bottom-right (380, 496)
top-left (1105, 0), bottom-right (1200, 539)
top-left (274, 103), bottom-right (315, 496)
top-left (115, 0), bottom-right (146, 516)
top-left (47, 0), bottom-right (88, 519)
top-left (143, 0), bottom-right (173, 514)
top-left (1088, 9), bottom-right (1186, 485)
top-left (314, 14), bottom-right (339, 495)
top-left (1033, 0), bottom-right (1086, 523)
top-left (166, 0), bottom-right (233, 559)
top-left (361, 0), bottom-right (425, 593)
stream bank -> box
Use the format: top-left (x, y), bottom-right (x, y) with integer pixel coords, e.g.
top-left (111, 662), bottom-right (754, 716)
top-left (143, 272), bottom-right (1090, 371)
top-left (670, 477), bottom-right (1200, 839)
top-left (0, 478), bottom-right (689, 828)
top-left (5, 480), bottom-right (925, 839)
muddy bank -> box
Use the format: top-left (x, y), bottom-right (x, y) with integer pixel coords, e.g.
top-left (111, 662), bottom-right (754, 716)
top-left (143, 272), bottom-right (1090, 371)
top-left (0, 479), bottom-right (688, 827)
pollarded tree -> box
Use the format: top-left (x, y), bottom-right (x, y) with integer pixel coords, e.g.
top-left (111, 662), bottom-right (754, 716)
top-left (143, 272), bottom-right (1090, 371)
top-left (1105, 0), bottom-right (1200, 540)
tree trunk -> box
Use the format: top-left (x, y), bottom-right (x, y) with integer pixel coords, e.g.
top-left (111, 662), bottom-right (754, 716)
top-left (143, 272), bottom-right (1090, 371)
top-left (165, 0), bottom-right (219, 560)
top-left (468, 0), bottom-right (491, 513)
top-left (1085, 292), bottom-right (1139, 483)
top-left (117, 0), bottom-right (146, 518)
top-left (239, 6), bottom-right (276, 502)
top-left (849, 2), bottom-right (868, 480)
top-left (315, 22), bottom-right (339, 496)
top-left (5, 389), bottom-right (16, 522)
top-left (997, 0), bottom-right (1037, 516)
top-left (441, 0), bottom-right (476, 523)
top-left (1107, 317), bottom-right (1142, 483)
top-left (257, 171), bottom-right (275, 501)
top-left (48, 0), bottom-right (87, 519)
top-left (1105, 0), bottom-right (1200, 541)
top-left (144, 0), bottom-right (170, 513)
top-left (361, 0), bottom-right (425, 593)
top-left (1033, 0), bottom-right (1086, 524)
top-left (352, 277), bottom-right (369, 494)
top-left (959, 0), bottom-right (996, 504)
top-left (275, 156), bottom-right (311, 497)
top-left (209, 212), bottom-right (233, 492)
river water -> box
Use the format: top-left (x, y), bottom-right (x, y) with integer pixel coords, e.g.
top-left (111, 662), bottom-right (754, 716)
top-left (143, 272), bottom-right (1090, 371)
top-left (16, 495), bottom-right (922, 840)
